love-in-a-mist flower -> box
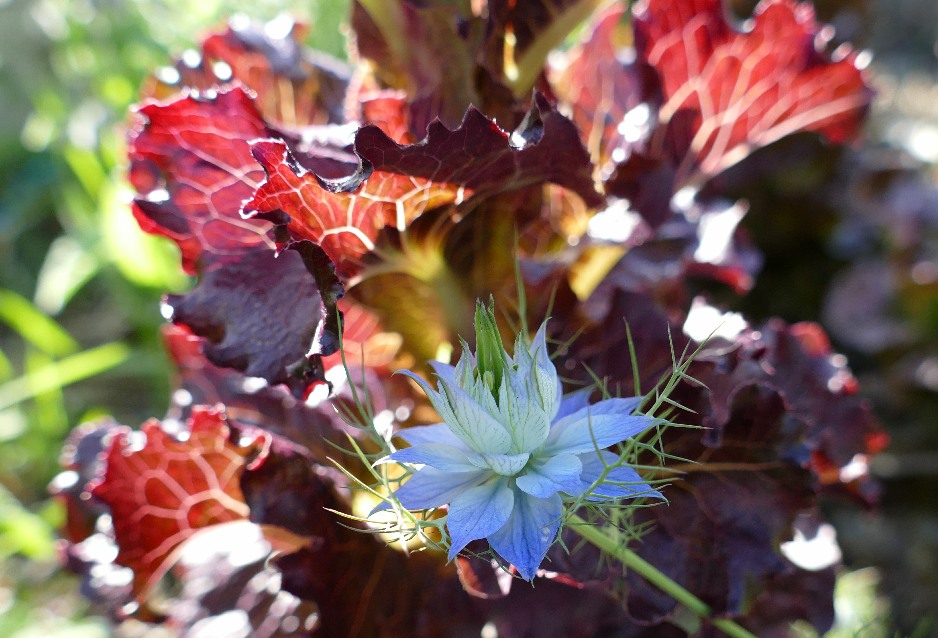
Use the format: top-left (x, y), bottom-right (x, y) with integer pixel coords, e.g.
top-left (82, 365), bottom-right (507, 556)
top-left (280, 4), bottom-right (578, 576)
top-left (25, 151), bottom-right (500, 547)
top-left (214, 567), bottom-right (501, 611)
top-left (382, 303), bottom-right (662, 580)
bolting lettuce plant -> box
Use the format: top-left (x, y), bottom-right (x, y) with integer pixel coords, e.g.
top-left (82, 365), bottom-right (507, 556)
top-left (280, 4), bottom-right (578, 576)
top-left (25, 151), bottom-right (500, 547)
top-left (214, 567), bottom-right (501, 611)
top-left (51, 1), bottom-right (894, 636)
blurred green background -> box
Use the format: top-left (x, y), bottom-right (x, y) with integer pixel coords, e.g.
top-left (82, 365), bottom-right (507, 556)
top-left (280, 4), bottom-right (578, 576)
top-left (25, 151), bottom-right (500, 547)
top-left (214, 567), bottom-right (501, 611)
top-left (0, 0), bottom-right (935, 636)
top-left (0, 1), bottom-right (347, 635)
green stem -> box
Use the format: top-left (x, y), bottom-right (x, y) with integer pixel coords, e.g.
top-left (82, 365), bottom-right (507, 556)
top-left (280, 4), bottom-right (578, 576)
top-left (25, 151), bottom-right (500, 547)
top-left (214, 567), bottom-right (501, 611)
top-left (568, 514), bottom-right (757, 638)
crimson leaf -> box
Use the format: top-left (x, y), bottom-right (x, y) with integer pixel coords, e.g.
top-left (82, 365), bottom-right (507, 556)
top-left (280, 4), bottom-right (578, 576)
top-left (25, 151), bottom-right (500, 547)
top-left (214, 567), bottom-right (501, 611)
top-left (88, 406), bottom-right (266, 600)
top-left (244, 94), bottom-right (601, 277)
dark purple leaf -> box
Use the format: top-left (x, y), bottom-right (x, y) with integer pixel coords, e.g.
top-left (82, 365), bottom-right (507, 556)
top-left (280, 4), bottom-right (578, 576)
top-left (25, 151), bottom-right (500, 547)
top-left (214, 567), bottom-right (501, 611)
top-left (165, 245), bottom-right (342, 395)
top-left (49, 421), bottom-right (115, 544)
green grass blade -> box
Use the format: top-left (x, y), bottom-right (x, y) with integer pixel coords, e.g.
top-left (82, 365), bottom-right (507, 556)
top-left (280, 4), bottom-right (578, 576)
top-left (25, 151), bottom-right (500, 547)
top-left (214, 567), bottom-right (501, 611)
top-left (0, 289), bottom-right (79, 357)
top-left (0, 342), bottom-right (131, 410)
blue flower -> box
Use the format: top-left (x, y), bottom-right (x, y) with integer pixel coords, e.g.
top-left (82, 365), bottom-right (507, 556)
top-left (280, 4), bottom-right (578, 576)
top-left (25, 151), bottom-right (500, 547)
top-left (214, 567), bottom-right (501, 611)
top-left (382, 307), bottom-right (662, 580)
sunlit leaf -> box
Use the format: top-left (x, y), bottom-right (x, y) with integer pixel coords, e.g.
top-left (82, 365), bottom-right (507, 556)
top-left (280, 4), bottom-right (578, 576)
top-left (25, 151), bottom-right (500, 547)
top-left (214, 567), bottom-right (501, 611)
top-left (245, 95), bottom-right (600, 278)
top-left (88, 406), bottom-right (265, 600)
top-left (629, 0), bottom-right (872, 190)
top-left (128, 87), bottom-right (274, 274)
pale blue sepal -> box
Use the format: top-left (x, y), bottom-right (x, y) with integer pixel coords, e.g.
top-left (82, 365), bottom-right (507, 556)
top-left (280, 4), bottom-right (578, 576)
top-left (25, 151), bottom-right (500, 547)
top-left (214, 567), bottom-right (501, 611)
top-left (543, 397), bottom-right (652, 455)
top-left (446, 479), bottom-right (514, 560)
top-left (516, 454), bottom-right (583, 498)
top-left (574, 450), bottom-right (664, 501)
top-left (515, 453), bottom-right (583, 498)
top-left (507, 333), bottom-right (535, 405)
top-left (430, 360), bottom-right (496, 414)
top-left (467, 451), bottom-right (530, 476)
top-left (396, 423), bottom-right (465, 447)
top-left (393, 467), bottom-right (489, 510)
top-left (385, 444), bottom-right (477, 472)
top-left (487, 489), bottom-right (563, 581)
top-left (553, 387), bottom-right (593, 422)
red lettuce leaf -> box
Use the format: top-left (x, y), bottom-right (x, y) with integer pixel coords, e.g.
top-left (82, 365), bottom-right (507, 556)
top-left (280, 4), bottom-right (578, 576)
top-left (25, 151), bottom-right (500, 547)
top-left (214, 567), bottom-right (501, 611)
top-left (244, 95), bottom-right (601, 277)
top-left (350, 1), bottom-right (479, 136)
top-left (88, 406), bottom-right (266, 600)
top-left (145, 17), bottom-right (349, 128)
top-left (129, 87), bottom-right (274, 274)
top-left (238, 429), bottom-right (338, 538)
top-left (358, 90), bottom-right (414, 144)
top-left (693, 319), bottom-right (888, 476)
top-left (354, 94), bottom-right (600, 205)
top-left (160, 322), bottom-right (403, 468)
top-left (601, 0), bottom-right (873, 226)
top-left (130, 86), bottom-right (347, 392)
top-left (245, 136), bottom-right (453, 278)
top-left (58, 410), bottom-right (325, 632)
top-left (630, 0), bottom-right (872, 191)
top-left (550, 4), bottom-right (660, 172)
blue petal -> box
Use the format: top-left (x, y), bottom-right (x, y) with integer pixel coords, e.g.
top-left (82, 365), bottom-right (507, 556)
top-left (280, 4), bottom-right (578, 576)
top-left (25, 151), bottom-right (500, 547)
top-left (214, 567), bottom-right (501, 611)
top-left (399, 369), bottom-right (513, 455)
top-left (397, 370), bottom-right (463, 432)
top-left (393, 467), bottom-right (489, 510)
top-left (543, 397), bottom-right (654, 455)
top-left (436, 376), bottom-right (515, 455)
top-left (515, 453), bottom-right (583, 498)
top-left (386, 444), bottom-right (477, 472)
top-left (467, 451), bottom-right (530, 476)
top-left (529, 322), bottom-right (561, 418)
top-left (427, 360), bottom-right (459, 386)
top-left (446, 479), bottom-right (514, 560)
top-left (430, 360), bottom-right (496, 414)
top-left (396, 423), bottom-right (465, 448)
top-left (554, 387), bottom-right (593, 421)
top-left (574, 450), bottom-right (664, 501)
top-left (487, 489), bottom-right (563, 581)
top-left (496, 376), bottom-right (550, 453)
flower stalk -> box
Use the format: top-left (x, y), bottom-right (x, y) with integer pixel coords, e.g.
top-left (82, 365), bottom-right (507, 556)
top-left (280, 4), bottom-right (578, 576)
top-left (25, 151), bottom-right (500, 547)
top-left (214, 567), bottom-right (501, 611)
top-left (568, 513), bottom-right (757, 638)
